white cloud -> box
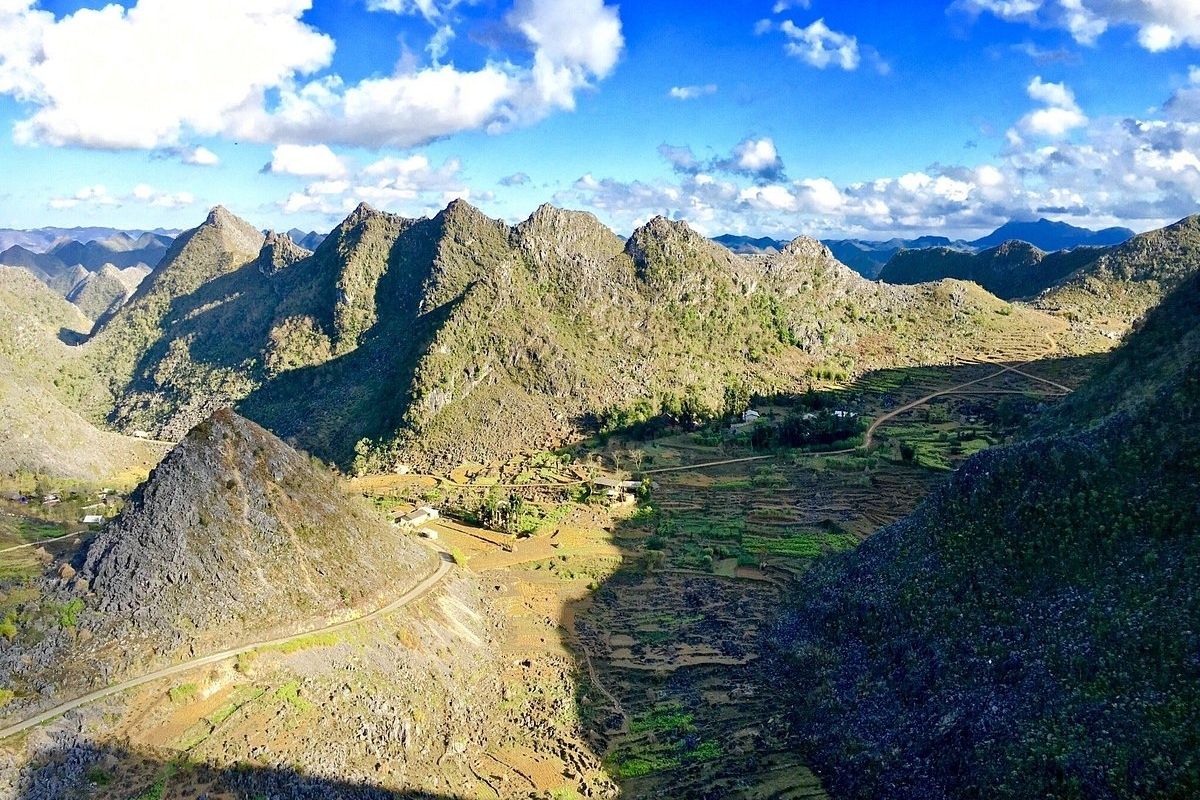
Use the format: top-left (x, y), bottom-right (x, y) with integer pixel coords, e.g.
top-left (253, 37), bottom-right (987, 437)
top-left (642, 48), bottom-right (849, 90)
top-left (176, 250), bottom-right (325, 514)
top-left (733, 137), bottom-right (783, 174)
top-left (772, 0), bottom-right (811, 13)
top-left (183, 146), bottom-right (220, 166)
top-left (1017, 76), bottom-right (1088, 138)
top-left (266, 143), bottom-right (349, 178)
top-left (0, 0), bottom-right (624, 152)
top-left (668, 84), bottom-right (718, 100)
top-left (6, 0), bottom-right (334, 149)
top-left (276, 153), bottom-right (470, 218)
top-left (49, 182), bottom-right (194, 210)
top-left (957, 0), bottom-right (1200, 51)
top-left (780, 18), bottom-right (861, 70)
top-left (561, 79), bottom-right (1200, 240)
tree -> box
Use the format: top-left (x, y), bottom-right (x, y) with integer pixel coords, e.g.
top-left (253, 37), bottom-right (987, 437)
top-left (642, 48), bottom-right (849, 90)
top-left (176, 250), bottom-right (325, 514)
top-left (900, 441), bottom-right (916, 462)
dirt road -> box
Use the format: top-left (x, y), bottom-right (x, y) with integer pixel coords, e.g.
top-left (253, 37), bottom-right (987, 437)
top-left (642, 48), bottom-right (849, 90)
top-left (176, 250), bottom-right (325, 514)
top-left (0, 551), bottom-right (453, 741)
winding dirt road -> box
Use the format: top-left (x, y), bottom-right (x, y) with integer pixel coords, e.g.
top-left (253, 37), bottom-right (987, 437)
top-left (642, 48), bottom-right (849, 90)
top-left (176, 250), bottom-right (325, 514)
top-left (0, 551), bottom-right (453, 741)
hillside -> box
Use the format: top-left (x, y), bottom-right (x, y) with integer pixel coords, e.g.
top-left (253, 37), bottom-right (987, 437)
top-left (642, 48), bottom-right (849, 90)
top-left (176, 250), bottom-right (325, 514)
top-left (65, 263), bottom-right (151, 320)
top-left (1037, 213), bottom-right (1200, 340)
top-left (0, 267), bottom-right (164, 482)
top-left (0, 410), bottom-right (436, 694)
top-left (774, 265), bottom-right (1200, 799)
top-left (880, 240), bottom-right (1104, 299)
top-left (88, 201), bottom-right (1060, 471)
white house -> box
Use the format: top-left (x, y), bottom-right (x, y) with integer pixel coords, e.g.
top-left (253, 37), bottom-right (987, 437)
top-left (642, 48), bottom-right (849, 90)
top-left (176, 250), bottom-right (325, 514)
top-left (742, 409), bottom-right (762, 423)
top-left (399, 506), bottom-right (440, 528)
top-left (81, 515), bottom-right (105, 525)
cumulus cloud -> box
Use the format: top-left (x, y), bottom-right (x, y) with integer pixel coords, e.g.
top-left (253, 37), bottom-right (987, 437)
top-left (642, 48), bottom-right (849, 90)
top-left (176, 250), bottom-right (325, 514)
top-left (560, 74), bottom-right (1200, 240)
top-left (659, 138), bottom-right (786, 182)
top-left (1016, 76), bottom-right (1088, 138)
top-left (182, 146), bottom-right (220, 166)
top-left (265, 143), bottom-right (349, 178)
top-left (0, 0), bottom-right (625, 152)
top-left (668, 84), bottom-right (718, 100)
top-left (49, 182), bottom-right (194, 210)
top-left (956, 0), bottom-right (1200, 51)
top-left (4, 0), bottom-right (334, 149)
top-left (277, 153), bottom-right (470, 218)
top-left (780, 18), bottom-right (861, 70)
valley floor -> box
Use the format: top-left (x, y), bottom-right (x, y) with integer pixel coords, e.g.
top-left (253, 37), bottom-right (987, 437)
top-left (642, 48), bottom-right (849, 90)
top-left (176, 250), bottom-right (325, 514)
top-left (0, 343), bottom-right (1100, 799)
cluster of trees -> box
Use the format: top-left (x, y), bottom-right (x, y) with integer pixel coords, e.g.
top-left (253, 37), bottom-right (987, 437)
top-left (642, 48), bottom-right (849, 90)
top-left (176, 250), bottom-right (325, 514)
top-left (597, 388), bottom-right (719, 437)
top-left (749, 408), bottom-right (863, 450)
top-left (477, 490), bottom-right (526, 533)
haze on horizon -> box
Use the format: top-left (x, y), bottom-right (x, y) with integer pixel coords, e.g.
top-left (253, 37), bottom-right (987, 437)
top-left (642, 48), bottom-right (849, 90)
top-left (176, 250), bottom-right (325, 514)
top-left (2, 0), bottom-right (1200, 240)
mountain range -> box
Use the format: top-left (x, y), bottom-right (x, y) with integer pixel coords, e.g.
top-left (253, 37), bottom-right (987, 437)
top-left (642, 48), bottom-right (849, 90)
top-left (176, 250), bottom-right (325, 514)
top-left (716, 219), bottom-right (1137, 279)
top-left (80, 201), bottom-right (1060, 473)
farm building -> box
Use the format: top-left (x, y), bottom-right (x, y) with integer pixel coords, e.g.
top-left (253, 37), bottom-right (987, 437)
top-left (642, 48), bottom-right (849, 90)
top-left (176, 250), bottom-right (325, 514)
top-left (742, 409), bottom-right (761, 423)
top-left (398, 506), bottom-right (440, 528)
top-left (81, 515), bottom-right (105, 525)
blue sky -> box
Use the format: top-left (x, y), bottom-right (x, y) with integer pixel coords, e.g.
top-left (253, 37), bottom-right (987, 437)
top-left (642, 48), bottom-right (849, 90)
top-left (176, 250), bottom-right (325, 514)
top-left (1, 0), bottom-right (1200, 239)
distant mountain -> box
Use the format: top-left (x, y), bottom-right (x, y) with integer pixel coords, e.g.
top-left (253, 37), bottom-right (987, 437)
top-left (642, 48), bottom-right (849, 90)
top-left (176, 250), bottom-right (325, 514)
top-left (48, 231), bottom-right (172, 270)
top-left (66, 263), bottom-right (152, 320)
top-left (712, 234), bottom-right (788, 254)
top-left (90, 202), bottom-right (1050, 472)
top-left (823, 237), bottom-right (973, 279)
top-left (0, 267), bottom-right (164, 481)
top-left (0, 225), bottom-right (180, 253)
top-left (715, 220), bottom-right (1137, 279)
top-left (286, 227), bottom-right (328, 251)
top-left (0, 232), bottom-right (170, 319)
top-left (0, 244), bottom-right (70, 280)
top-left (971, 218), bottom-right (1134, 251)
top-left (775, 256), bottom-right (1200, 800)
top-left (880, 240), bottom-right (1106, 299)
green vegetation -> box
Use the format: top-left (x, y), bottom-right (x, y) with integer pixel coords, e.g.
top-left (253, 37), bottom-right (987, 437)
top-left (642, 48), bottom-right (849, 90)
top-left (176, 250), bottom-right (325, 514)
top-left (55, 598), bottom-right (84, 628)
top-left (274, 681), bottom-right (314, 712)
top-left (777, 266), bottom-right (1200, 799)
top-left (168, 683), bottom-right (198, 703)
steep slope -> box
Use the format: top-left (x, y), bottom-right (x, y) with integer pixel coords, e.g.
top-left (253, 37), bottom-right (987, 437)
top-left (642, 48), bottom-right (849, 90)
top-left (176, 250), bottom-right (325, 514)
top-left (775, 268), bottom-right (1200, 799)
top-left (881, 240), bottom-right (1105, 299)
top-left (86, 206), bottom-right (266, 421)
top-left (77, 410), bottom-right (433, 657)
top-left (0, 244), bottom-right (67, 279)
top-left (0, 268), bottom-right (164, 481)
top-left (65, 263), bottom-right (151, 320)
top-left (971, 217), bottom-right (1134, 250)
top-left (1038, 213), bottom-right (1200, 340)
top-left (96, 201), bottom-right (1059, 471)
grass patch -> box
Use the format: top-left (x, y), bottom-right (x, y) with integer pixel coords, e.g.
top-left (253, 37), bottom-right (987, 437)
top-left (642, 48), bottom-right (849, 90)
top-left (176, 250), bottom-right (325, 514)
top-left (274, 681), bottom-right (314, 712)
top-left (167, 683), bottom-right (198, 704)
top-left (630, 703), bottom-right (695, 734)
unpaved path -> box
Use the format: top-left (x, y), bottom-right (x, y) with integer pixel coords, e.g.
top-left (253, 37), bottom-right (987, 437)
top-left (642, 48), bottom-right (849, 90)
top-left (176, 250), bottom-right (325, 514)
top-left (0, 551), bottom-right (453, 741)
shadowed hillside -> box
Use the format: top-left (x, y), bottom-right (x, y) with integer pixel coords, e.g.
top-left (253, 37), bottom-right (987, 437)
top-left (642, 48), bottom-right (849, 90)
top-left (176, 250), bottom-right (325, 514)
top-left (772, 254), bottom-right (1200, 798)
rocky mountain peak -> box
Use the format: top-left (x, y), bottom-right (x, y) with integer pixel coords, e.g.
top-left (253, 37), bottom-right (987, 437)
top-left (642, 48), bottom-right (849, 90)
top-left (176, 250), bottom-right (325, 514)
top-left (78, 409), bottom-right (431, 655)
top-left (257, 230), bottom-right (312, 276)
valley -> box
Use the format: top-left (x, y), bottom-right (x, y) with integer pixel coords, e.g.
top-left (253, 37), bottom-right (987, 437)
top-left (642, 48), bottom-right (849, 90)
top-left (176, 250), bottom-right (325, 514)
top-left (0, 197), bottom-right (1196, 799)
top-left (0, 307), bottom-right (1099, 797)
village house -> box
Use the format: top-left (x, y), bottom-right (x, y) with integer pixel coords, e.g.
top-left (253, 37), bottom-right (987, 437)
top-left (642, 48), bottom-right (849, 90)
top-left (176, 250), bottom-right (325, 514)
top-left (398, 506), bottom-right (440, 528)
top-left (81, 515), bottom-right (105, 525)
top-left (742, 409), bottom-right (761, 423)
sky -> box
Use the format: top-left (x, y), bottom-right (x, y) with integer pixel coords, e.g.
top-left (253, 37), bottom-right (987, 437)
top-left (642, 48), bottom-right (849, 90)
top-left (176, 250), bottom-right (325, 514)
top-left (2, 0), bottom-right (1200, 240)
